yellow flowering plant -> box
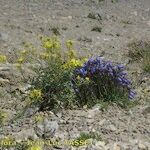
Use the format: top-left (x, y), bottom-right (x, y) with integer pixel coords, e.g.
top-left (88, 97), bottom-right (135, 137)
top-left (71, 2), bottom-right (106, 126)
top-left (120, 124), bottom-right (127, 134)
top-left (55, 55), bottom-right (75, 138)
top-left (25, 36), bottom-right (91, 110)
top-left (20, 49), bottom-right (28, 55)
top-left (39, 52), bottom-right (50, 60)
top-left (17, 57), bottom-right (25, 64)
top-left (29, 89), bottom-right (42, 103)
top-left (62, 58), bottom-right (83, 69)
top-left (0, 54), bottom-right (7, 63)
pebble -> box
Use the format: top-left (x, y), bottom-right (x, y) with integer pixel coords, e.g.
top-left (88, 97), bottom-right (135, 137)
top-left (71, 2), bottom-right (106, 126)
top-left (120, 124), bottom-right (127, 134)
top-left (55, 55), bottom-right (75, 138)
top-left (68, 16), bottom-right (72, 19)
top-left (138, 143), bottom-right (147, 150)
top-left (0, 32), bottom-right (8, 41)
top-left (113, 143), bottom-right (121, 150)
top-left (35, 119), bottom-right (59, 138)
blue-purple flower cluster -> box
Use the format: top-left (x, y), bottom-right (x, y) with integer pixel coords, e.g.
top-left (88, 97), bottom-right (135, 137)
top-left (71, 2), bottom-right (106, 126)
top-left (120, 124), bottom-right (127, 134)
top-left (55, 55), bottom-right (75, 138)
top-left (73, 57), bottom-right (136, 99)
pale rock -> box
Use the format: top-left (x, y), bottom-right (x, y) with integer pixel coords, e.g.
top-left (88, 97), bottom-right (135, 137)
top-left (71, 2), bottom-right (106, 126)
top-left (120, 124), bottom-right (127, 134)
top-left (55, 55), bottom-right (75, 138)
top-left (0, 32), bottom-right (8, 41)
top-left (99, 119), bottom-right (106, 126)
top-left (0, 66), bottom-right (10, 71)
top-left (109, 124), bottom-right (117, 131)
top-left (13, 128), bottom-right (38, 142)
top-left (68, 16), bottom-right (72, 19)
top-left (0, 78), bottom-right (10, 84)
top-left (113, 143), bottom-right (121, 150)
top-left (35, 119), bottom-right (59, 138)
top-left (138, 142), bottom-right (147, 150)
top-left (24, 106), bottom-right (39, 117)
top-left (95, 141), bottom-right (106, 147)
top-left (54, 130), bottom-right (68, 140)
top-left (147, 20), bottom-right (150, 27)
top-left (87, 107), bottom-right (100, 118)
top-left (18, 84), bottom-right (31, 94)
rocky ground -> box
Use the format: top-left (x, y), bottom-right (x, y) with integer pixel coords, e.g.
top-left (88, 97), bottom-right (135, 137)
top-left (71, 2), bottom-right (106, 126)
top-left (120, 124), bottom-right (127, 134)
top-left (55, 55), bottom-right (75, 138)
top-left (0, 0), bottom-right (150, 150)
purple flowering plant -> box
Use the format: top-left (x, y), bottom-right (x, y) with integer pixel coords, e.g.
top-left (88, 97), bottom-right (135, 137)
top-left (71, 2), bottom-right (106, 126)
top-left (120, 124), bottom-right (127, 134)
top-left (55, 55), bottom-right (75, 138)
top-left (72, 57), bottom-right (136, 107)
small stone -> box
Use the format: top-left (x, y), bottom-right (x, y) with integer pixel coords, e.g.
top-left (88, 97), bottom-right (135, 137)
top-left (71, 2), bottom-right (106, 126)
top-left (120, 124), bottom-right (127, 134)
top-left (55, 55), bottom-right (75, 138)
top-left (35, 123), bottom-right (44, 137)
top-left (98, 119), bottom-right (106, 126)
top-left (56, 112), bottom-right (62, 118)
top-left (142, 106), bottom-right (150, 115)
top-left (0, 78), bottom-right (10, 84)
top-left (13, 128), bottom-right (38, 142)
top-left (24, 107), bottom-right (39, 117)
top-left (35, 119), bottom-right (59, 138)
top-left (147, 20), bottom-right (150, 27)
top-left (113, 143), bottom-right (121, 150)
top-left (109, 124), bottom-right (117, 131)
top-left (44, 119), bottom-right (59, 137)
top-left (0, 32), bottom-right (8, 41)
top-left (87, 107), bottom-right (100, 118)
top-left (18, 84), bottom-right (31, 94)
top-left (68, 16), bottom-right (72, 19)
top-left (95, 141), bottom-right (105, 147)
top-left (138, 143), bottom-right (147, 150)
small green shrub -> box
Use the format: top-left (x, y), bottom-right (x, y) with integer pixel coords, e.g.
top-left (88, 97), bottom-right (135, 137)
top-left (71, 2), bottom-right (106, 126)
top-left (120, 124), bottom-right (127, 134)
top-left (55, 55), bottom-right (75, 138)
top-left (15, 142), bottom-right (28, 150)
top-left (88, 13), bottom-right (102, 21)
top-left (91, 26), bottom-right (102, 32)
top-left (50, 27), bottom-right (60, 35)
top-left (88, 13), bottom-right (97, 19)
top-left (128, 40), bottom-right (150, 73)
top-left (76, 132), bottom-right (102, 141)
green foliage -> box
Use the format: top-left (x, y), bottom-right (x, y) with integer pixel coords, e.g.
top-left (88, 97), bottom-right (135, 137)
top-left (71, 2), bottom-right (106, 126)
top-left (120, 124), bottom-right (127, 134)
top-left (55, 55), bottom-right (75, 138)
top-left (31, 60), bottom-right (75, 111)
top-left (50, 27), bottom-right (60, 35)
top-left (76, 132), bottom-right (102, 141)
top-left (128, 40), bottom-right (150, 73)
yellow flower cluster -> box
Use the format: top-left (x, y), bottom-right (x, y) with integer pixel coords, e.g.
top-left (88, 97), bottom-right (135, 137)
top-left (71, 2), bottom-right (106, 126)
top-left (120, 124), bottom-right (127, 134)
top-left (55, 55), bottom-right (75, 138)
top-left (76, 76), bottom-right (90, 81)
top-left (85, 77), bottom-right (90, 81)
top-left (42, 36), bottom-right (61, 50)
top-left (15, 63), bottom-right (22, 69)
top-left (29, 89), bottom-right (42, 100)
top-left (0, 55), bottom-right (7, 63)
top-left (39, 52), bottom-right (50, 60)
top-left (63, 59), bottom-right (82, 69)
top-left (63, 57), bottom-right (88, 69)
top-left (43, 40), bottom-right (53, 49)
top-left (17, 57), bottom-right (25, 64)
top-left (66, 50), bottom-right (77, 59)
